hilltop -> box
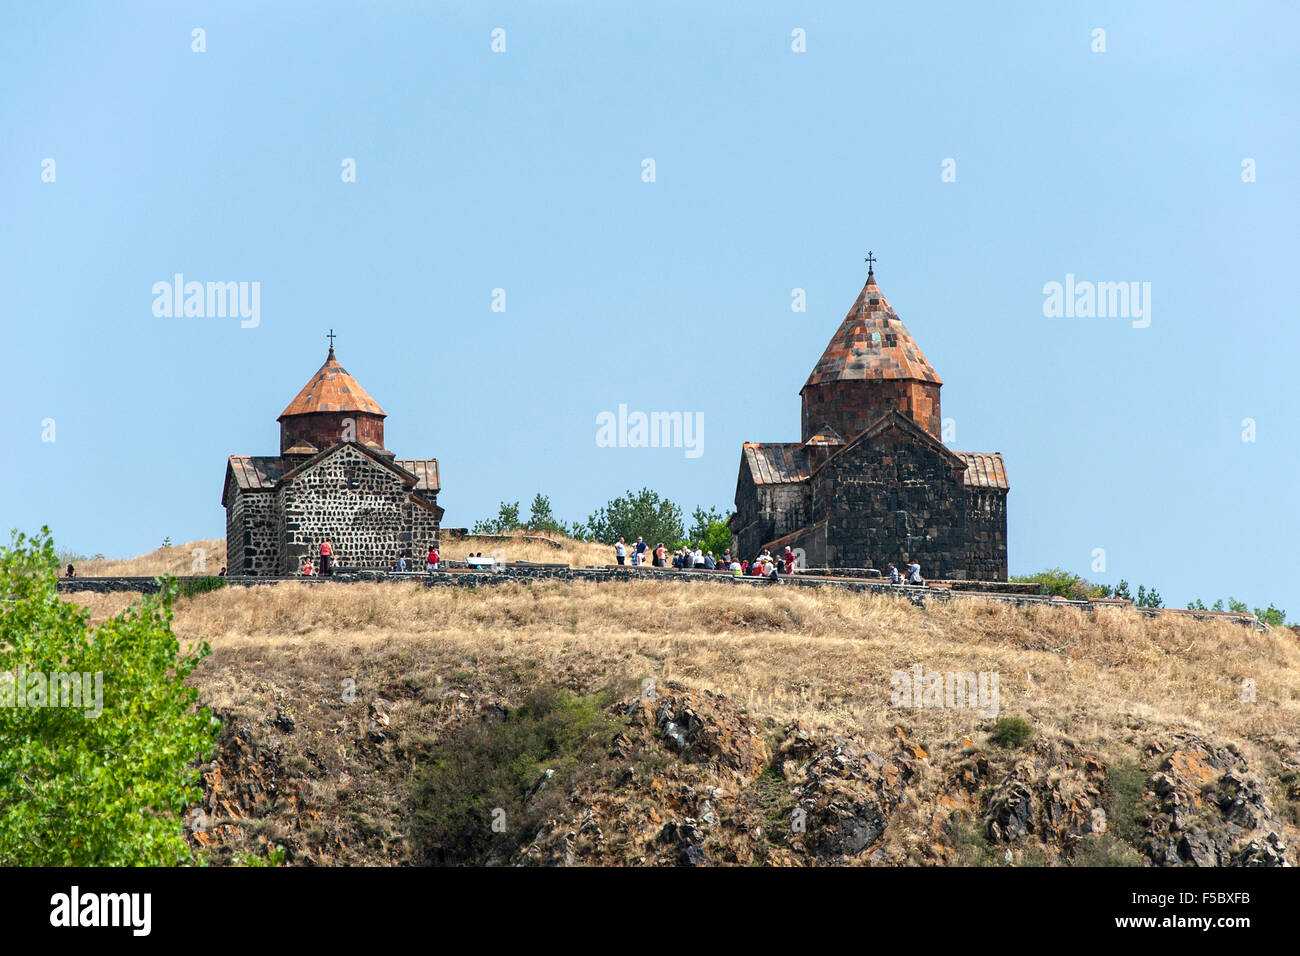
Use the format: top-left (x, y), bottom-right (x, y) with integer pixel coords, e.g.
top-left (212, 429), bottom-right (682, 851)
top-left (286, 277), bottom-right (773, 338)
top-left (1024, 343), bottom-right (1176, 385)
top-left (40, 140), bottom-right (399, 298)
top-left (66, 547), bottom-right (1300, 867)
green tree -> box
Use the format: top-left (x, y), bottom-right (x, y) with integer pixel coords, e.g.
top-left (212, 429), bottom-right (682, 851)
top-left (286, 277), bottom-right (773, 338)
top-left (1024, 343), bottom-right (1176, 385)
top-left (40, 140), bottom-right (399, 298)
top-left (577, 488), bottom-right (683, 547)
top-left (0, 528), bottom-right (220, 865)
top-left (1135, 585), bottom-right (1163, 608)
top-left (472, 501), bottom-right (521, 535)
top-left (525, 494), bottom-right (569, 535)
top-left (685, 506), bottom-right (732, 556)
top-left (1253, 603), bottom-right (1287, 628)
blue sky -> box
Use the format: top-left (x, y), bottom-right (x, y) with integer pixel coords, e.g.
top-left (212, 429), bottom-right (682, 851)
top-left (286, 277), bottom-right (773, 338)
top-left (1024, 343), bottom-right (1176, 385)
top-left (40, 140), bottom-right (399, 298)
top-left (1, 2), bottom-right (1296, 613)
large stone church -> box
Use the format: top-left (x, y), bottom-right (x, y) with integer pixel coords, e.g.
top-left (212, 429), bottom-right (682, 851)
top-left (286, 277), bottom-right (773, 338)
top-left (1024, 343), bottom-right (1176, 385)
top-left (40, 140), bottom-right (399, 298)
top-left (222, 342), bottom-right (443, 575)
top-left (729, 264), bottom-right (1008, 580)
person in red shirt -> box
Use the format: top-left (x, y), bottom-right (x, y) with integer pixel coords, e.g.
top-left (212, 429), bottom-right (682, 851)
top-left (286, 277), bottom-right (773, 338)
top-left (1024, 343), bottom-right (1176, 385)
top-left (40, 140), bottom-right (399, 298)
top-left (302, 559), bottom-right (314, 576)
top-left (319, 539), bottom-right (333, 576)
top-left (783, 547), bottom-right (796, 574)
top-left (427, 546), bottom-right (439, 571)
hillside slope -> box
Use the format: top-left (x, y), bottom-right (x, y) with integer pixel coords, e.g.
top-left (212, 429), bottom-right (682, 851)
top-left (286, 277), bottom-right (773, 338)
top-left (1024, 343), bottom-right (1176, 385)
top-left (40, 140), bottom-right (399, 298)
top-left (72, 579), bottom-right (1300, 866)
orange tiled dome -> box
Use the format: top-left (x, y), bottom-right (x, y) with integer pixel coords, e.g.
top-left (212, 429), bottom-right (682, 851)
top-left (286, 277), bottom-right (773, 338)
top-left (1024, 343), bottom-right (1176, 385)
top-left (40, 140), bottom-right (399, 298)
top-left (803, 273), bottom-right (941, 388)
top-left (278, 348), bottom-right (386, 420)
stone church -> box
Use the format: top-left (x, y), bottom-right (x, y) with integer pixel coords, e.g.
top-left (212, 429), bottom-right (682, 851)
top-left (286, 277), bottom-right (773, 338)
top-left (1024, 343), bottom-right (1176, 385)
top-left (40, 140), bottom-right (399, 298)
top-left (729, 264), bottom-right (1008, 580)
top-left (222, 341), bottom-right (443, 575)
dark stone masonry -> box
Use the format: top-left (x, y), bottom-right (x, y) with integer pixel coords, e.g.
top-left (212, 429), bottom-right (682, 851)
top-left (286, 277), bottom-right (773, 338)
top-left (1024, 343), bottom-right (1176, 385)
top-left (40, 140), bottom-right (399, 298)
top-left (729, 268), bottom-right (1009, 580)
top-left (221, 346), bottom-right (443, 576)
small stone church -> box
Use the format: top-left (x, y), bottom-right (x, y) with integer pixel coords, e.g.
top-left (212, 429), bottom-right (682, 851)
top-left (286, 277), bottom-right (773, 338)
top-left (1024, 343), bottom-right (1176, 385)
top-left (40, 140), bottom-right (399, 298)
top-left (729, 263), bottom-right (1008, 580)
top-left (222, 341), bottom-right (443, 575)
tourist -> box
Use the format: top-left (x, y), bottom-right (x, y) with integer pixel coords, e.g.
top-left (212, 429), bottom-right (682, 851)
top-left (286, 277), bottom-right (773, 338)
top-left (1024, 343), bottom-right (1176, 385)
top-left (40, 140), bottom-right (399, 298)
top-left (672, 549), bottom-right (683, 570)
top-left (654, 543), bottom-right (666, 567)
top-left (769, 559), bottom-right (782, 584)
top-left (397, 555), bottom-right (407, 572)
top-left (730, 558), bottom-right (742, 577)
top-left (319, 538), bottom-right (333, 576)
top-left (630, 547), bottom-right (641, 567)
top-left (704, 551), bottom-right (715, 570)
top-left (783, 547), bottom-right (796, 574)
top-left (721, 550), bottom-right (732, 567)
top-left (908, 561), bottom-right (924, 586)
top-left (691, 545), bottom-right (704, 568)
top-left (427, 545), bottom-right (439, 571)
top-left (888, 563), bottom-right (901, 585)
top-left (635, 537), bottom-right (648, 562)
top-left (65, 564), bottom-right (75, 578)
top-left (302, 558), bottom-right (315, 576)
top-left (615, 538), bottom-right (626, 565)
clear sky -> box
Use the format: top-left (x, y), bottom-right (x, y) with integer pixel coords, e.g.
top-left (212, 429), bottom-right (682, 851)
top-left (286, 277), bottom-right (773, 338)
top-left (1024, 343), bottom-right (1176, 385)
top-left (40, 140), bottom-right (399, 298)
top-left (1, 2), bottom-right (1296, 613)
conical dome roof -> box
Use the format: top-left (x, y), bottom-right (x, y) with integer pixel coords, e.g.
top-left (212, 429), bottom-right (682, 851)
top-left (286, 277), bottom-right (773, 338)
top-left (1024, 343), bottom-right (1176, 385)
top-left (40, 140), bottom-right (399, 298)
top-left (278, 348), bottom-right (387, 420)
top-left (803, 272), bottom-right (941, 389)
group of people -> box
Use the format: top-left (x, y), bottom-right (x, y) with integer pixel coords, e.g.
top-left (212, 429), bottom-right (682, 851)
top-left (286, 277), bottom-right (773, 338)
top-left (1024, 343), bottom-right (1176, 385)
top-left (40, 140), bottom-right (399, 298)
top-left (301, 539), bottom-right (337, 576)
top-left (392, 546), bottom-right (442, 573)
top-left (612, 538), bottom-right (799, 582)
top-left (291, 534), bottom-right (925, 585)
top-left (887, 562), bottom-right (926, 586)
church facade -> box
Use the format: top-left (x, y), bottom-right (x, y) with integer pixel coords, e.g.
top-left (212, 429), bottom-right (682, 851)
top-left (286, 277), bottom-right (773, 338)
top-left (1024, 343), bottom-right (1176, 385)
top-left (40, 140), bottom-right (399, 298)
top-left (729, 266), bottom-right (1008, 580)
top-left (221, 344), bottom-right (443, 575)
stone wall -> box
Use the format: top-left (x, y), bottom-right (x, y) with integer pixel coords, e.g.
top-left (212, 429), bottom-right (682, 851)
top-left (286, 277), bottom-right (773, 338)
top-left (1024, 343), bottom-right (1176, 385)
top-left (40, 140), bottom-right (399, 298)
top-left (226, 473), bottom-right (280, 576)
top-left (965, 486), bottom-right (1008, 581)
top-left (275, 445), bottom-right (439, 574)
top-left (813, 429), bottom-right (967, 577)
top-left (730, 464), bottom-right (810, 560)
top-left (802, 379), bottom-right (942, 443)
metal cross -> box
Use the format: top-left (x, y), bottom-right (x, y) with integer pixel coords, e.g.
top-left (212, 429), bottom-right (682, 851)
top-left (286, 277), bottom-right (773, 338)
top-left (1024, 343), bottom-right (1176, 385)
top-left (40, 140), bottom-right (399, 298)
top-left (327, 329), bottom-right (336, 349)
top-left (864, 251), bottom-right (877, 273)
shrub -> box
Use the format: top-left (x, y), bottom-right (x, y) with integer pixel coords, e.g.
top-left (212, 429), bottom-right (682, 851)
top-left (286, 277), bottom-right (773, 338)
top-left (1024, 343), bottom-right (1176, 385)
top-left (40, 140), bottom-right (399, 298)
top-left (1103, 760), bottom-right (1148, 848)
top-left (178, 575), bottom-right (226, 599)
top-left (1071, 833), bottom-right (1141, 867)
top-left (988, 717), bottom-right (1033, 749)
top-left (1010, 568), bottom-right (1100, 600)
top-left (409, 686), bottom-right (627, 864)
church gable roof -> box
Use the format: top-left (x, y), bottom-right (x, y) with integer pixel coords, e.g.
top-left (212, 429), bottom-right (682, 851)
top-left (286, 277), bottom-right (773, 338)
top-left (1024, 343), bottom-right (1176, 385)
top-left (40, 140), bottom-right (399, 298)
top-left (277, 440), bottom-right (413, 488)
top-left (742, 442), bottom-right (810, 485)
top-left (803, 272), bottom-right (941, 389)
top-left (954, 451), bottom-right (1009, 490)
top-left (818, 408), bottom-right (966, 475)
top-left (278, 347), bottom-right (387, 420)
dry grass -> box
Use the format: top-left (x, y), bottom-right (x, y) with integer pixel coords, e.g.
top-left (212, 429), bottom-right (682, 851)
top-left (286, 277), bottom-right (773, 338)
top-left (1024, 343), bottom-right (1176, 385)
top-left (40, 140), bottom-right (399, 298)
top-left (67, 578), bottom-right (1300, 777)
top-left (77, 539), bottom-right (227, 577)
top-left (73, 534), bottom-right (615, 576)
top-left (444, 533), bottom-right (613, 567)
